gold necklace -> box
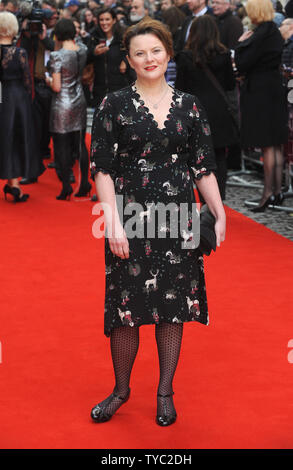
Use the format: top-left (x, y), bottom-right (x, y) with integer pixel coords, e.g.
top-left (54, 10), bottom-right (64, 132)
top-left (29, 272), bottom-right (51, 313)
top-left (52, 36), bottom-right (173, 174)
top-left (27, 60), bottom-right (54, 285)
top-left (136, 83), bottom-right (170, 109)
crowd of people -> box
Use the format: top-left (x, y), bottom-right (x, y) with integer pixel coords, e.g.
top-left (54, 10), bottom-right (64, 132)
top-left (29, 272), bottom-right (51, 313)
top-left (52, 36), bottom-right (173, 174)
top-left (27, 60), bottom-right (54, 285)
top-left (0, 0), bottom-right (292, 208)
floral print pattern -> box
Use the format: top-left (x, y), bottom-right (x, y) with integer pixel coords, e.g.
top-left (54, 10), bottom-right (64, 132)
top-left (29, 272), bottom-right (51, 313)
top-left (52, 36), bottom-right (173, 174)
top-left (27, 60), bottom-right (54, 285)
top-left (90, 85), bottom-right (216, 337)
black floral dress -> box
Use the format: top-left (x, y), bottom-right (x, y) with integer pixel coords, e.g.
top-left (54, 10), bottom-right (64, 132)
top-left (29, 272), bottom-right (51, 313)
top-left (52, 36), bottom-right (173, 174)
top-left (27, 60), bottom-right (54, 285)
top-left (90, 84), bottom-right (216, 337)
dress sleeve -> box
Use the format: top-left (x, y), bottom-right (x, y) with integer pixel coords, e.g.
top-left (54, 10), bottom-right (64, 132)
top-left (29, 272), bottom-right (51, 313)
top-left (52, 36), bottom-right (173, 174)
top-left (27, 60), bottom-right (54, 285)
top-left (50, 51), bottom-right (62, 73)
top-left (90, 94), bottom-right (120, 181)
top-left (187, 97), bottom-right (217, 182)
top-left (19, 47), bottom-right (32, 95)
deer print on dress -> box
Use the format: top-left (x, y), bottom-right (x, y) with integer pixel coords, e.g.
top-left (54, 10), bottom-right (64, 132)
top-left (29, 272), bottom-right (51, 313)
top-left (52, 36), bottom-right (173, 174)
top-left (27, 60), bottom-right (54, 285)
top-left (118, 308), bottom-right (134, 327)
top-left (144, 269), bottom-right (159, 293)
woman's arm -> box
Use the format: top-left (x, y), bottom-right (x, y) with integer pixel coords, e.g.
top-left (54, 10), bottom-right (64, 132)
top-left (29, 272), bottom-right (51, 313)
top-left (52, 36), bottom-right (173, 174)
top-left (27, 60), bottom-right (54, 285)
top-left (45, 72), bottom-right (61, 93)
top-left (196, 173), bottom-right (226, 247)
top-left (94, 172), bottom-right (129, 259)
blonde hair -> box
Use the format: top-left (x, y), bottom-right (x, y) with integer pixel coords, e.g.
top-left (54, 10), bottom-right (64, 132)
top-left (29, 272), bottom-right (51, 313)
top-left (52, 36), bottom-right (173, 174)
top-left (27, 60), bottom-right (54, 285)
top-left (245, 0), bottom-right (275, 24)
top-left (0, 11), bottom-right (19, 38)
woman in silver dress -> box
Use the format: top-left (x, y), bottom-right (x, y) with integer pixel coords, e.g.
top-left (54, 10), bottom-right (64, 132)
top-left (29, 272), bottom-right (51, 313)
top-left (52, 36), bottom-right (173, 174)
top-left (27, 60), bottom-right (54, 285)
top-left (46, 18), bottom-right (91, 200)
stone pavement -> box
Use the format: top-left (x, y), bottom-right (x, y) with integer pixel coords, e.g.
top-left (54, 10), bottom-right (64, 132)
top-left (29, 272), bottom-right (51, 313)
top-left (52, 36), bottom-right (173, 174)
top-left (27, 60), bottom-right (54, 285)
top-left (225, 163), bottom-right (293, 242)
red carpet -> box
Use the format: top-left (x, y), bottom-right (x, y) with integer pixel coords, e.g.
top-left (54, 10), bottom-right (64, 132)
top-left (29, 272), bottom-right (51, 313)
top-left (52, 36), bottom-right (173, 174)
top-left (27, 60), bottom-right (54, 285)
top-left (1, 147), bottom-right (293, 449)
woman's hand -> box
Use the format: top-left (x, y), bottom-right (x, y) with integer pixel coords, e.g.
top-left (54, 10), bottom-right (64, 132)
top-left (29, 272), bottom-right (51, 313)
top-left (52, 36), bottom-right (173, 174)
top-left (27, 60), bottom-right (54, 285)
top-left (94, 43), bottom-right (109, 55)
top-left (45, 74), bottom-right (52, 87)
top-left (214, 216), bottom-right (226, 248)
top-left (108, 221), bottom-right (129, 259)
top-left (238, 30), bottom-right (253, 42)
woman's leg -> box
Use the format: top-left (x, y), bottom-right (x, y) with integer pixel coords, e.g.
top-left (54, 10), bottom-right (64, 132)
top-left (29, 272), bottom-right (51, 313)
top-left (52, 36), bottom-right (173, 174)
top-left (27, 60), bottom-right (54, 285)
top-left (74, 130), bottom-right (91, 196)
top-left (52, 133), bottom-right (72, 192)
top-left (155, 322), bottom-right (183, 424)
top-left (260, 146), bottom-right (275, 203)
top-left (91, 325), bottom-right (139, 421)
top-left (273, 145), bottom-right (284, 196)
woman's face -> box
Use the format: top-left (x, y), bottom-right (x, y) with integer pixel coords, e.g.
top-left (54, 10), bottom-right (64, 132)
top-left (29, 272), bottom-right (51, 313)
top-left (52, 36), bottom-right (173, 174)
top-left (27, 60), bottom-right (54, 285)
top-left (99, 12), bottom-right (116, 35)
top-left (127, 33), bottom-right (170, 82)
top-left (84, 10), bottom-right (94, 23)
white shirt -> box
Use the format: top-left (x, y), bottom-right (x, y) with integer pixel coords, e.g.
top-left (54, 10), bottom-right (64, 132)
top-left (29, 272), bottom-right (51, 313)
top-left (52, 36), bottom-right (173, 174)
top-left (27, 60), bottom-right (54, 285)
top-left (185, 7), bottom-right (208, 42)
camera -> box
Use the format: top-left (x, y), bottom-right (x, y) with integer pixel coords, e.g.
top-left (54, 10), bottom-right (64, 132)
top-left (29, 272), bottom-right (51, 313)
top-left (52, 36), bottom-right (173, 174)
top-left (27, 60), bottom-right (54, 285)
top-left (18, 0), bottom-right (56, 35)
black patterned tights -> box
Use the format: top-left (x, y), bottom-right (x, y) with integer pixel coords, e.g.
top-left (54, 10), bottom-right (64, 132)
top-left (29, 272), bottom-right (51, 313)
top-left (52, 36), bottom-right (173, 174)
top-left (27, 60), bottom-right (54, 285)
top-left (97, 323), bottom-right (183, 418)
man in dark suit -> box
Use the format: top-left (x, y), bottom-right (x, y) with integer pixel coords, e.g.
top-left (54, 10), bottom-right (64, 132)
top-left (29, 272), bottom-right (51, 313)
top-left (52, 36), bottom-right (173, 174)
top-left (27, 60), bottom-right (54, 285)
top-left (19, 0), bottom-right (59, 183)
top-left (174, 0), bottom-right (213, 52)
top-left (211, 0), bottom-right (243, 49)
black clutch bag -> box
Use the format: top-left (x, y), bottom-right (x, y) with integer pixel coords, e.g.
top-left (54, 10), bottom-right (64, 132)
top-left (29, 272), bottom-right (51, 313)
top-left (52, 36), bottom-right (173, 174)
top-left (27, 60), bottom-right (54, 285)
top-left (199, 204), bottom-right (217, 256)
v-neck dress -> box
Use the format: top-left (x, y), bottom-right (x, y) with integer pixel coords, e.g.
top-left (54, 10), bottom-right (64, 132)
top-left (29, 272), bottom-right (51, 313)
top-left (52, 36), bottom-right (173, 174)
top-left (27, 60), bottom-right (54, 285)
top-left (90, 84), bottom-right (217, 337)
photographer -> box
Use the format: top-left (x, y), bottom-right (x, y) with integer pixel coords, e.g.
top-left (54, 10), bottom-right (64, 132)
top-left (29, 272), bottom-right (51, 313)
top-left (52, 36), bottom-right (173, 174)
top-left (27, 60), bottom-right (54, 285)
top-left (19, 0), bottom-right (58, 183)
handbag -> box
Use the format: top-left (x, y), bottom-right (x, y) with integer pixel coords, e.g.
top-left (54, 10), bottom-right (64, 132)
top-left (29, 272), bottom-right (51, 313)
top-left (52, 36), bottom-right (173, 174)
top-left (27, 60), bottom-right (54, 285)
top-left (199, 204), bottom-right (217, 256)
top-left (202, 63), bottom-right (240, 134)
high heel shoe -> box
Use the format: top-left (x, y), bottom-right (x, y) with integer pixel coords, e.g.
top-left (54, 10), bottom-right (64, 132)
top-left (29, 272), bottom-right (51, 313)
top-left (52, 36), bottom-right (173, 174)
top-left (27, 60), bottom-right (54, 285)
top-left (250, 194), bottom-right (275, 213)
top-left (3, 184), bottom-right (29, 202)
top-left (90, 388), bottom-right (131, 423)
top-left (74, 182), bottom-right (92, 198)
top-left (273, 192), bottom-right (285, 206)
top-left (56, 186), bottom-right (73, 201)
top-left (156, 392), bottom-right (177, 427)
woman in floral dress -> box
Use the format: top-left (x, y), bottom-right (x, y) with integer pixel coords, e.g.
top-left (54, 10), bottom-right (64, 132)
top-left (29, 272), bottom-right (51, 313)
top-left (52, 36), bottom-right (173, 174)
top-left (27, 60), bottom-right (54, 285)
top-left (90, 18), bottom-right (226, 426)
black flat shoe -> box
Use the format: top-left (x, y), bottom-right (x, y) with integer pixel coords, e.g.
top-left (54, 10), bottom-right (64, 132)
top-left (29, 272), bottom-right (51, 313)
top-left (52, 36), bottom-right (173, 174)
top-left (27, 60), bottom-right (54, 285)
top-left (90, 388), bottom-right (130, 423)
top-left (74, 182), bottom-right (92, 198)
top-left (3, 184), bottom-right (29, 203)
top-left (250, 194), bottom-right (274, 213)
top-left (156, 392), bottom-right (177, 427)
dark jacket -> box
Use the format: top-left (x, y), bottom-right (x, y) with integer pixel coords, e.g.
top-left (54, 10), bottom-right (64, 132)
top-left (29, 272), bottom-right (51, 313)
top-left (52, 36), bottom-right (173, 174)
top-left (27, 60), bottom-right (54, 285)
top-left (88, 32), bottom-right (134, 106)
top-left (174, 7), bottom-right (213, 53)
top-left (235, 21), bottom-right (288, 147)
top-left (214, 10), bottom-right (243, 50)
top-left (175, 49), bottom-right (238, 149)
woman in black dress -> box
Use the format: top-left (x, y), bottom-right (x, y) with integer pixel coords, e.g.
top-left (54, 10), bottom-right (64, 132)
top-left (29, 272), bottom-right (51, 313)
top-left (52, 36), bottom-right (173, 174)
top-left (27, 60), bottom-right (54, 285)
top-left (88, 7), bottom-right (134, 108)
top-left (0, 12), bottom-right (43, 202)
top-left (235, 0), bottom-right (288, 211)
top-left (90, 18), bottom-right (226, 426)
top-left (175, 15), bottom-right (239, 200)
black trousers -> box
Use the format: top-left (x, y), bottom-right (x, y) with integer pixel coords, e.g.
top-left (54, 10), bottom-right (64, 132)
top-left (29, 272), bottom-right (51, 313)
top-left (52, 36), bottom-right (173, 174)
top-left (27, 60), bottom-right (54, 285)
top-left (52, 130), bottom-right (89, 188)
top-left (33, 81), bottom-right (52, 158)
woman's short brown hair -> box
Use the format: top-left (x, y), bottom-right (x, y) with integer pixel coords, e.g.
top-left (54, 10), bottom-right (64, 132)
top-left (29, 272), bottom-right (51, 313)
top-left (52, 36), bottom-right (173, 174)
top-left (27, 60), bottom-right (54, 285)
top-left (123, 17), bottom-right (174, 58)
top-left (246, 0), bottom-right (274, 24)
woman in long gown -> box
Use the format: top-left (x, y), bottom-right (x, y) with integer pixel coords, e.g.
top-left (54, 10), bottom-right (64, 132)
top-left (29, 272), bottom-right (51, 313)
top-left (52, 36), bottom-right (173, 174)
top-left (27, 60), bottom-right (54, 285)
top-left (0, 11), bottom-right (43, 202)
top-left (90, 18), bottom-right (226, 426)
top-left (235, 0), bottom-right (288, 211)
